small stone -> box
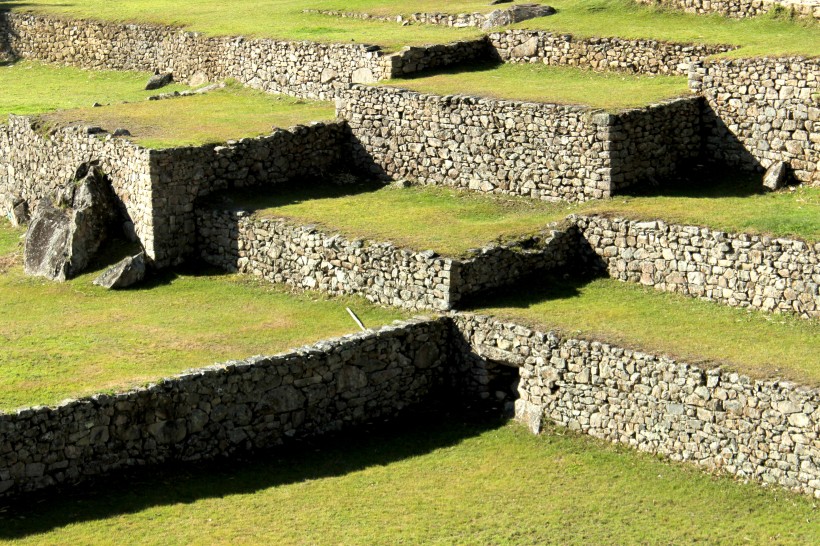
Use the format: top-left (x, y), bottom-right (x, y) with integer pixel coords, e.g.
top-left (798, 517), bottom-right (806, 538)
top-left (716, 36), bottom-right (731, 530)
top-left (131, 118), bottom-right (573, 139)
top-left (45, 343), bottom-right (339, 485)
top-left (145, 72), bottom-right (173, 91)
top-left (762, 161), bottom-right (790, 191)
top-left (93, 253), bottom-right (147, 289)
top-left (112, 128), bottom-right (132, 137)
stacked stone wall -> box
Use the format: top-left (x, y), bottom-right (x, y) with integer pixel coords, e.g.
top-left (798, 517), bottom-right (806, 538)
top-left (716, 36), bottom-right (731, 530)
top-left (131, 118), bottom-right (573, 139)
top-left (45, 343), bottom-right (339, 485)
top-left (490, 30), bottom-right (735, 75)
top-left (574, 215), bottom-right (820, 319)
top-left (196, 208), bottom-right (576, 311)
top-left (340, 85), bottom-right (703, 202)
top-left (635, 0), bottom-right (820, 19)
top-left (0, 317), bottom-right (450, 499)
top-left (690, 57), bottom-right (820, 185)
top-left (452, 313), bottom-right (820, 499)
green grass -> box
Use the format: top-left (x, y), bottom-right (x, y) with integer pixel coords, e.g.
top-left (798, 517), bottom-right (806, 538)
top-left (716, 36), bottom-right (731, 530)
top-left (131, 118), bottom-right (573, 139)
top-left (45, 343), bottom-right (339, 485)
top-left (0, 221), bottom-right (407, 412)
top-left (1, 415), bottom-right (817, 544)
top-left (0, 61), bottom-right (189, 117)
top-left (7, 0), bottom-right (818, 56)
top-left (41, 84), bottom-right (336, 149)
top-left (474, 276), bottom-right (820, 385)
top-left (586, 175), bottom-right (820, 243)
top-left (221, 181), bottom-right (573, 257)
top-left (384, 63), bottom-right (690, 109)
top-left (513, 0), bottom-right (820, 58)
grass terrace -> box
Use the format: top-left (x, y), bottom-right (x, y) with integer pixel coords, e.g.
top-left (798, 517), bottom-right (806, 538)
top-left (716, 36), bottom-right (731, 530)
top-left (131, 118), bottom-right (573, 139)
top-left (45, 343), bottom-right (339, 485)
top-left (0, 61), bottom-right (189, 118)
top-left (474, 276), bottom-right (820, 386)
top-left (7, 0), bottom-right (819, 57)
top-left (1, 415), bottom-right (817, 544)
top-left (219, 172), bottom-right (819, 259)
top-left (0, 221), bottom-right (407, 412)
top-left (40, 84), bottom-right (336, 149)
top-left (382, 63), bottom-right (690, 110)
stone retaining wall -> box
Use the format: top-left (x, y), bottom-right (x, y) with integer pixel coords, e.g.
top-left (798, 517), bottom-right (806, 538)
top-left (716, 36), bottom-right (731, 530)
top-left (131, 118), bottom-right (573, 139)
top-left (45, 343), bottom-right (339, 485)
top-left (489, 30), bottom-right (735, 75)
top-left (574, 215), bottom-right (820, 319)
top-left (340, 85), bottom-right (702, 202)
top-left (690, 57), bottom-right (820, 185)
top-left (452, 312), bottom-right (820, 499)
top-left (196, 207), bottom-right (576, 311)
top-left (635, 0), bottom-right (820, 19)
top-left (0, 114), bottom-right (346, 267)
top-left (0, 317), bottom-right (450, 499)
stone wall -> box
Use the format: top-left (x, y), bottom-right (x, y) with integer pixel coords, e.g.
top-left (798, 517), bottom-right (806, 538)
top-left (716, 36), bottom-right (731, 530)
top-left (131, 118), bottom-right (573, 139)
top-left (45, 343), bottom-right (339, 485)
top-left (489, 30), bottom-right (735, 75)
top-left (574, 215), bottom-right (820, 319)
top-left (635, 0), bottom-right (820, 19)
top-left (452, 312), bottom-right (820, 499)
top-left (0, 317), bottom-right (450, 499)
top-left (339, 85), bottom-right (703, 202)
top-left (0, 115), bottom-right (155, 256)
top-left (196, 207), bottom-right (576, 311)
top-left (690, 57), bottom-right (820, 185)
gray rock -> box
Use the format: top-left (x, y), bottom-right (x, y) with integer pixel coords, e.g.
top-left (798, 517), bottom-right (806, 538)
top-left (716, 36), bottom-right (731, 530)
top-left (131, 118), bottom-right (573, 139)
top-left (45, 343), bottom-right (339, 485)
top-left (145, 72), bottom-right (173, 90)
top-left (122, 220), bottom-right (139, 243)
top-left (24, 164), bottom-right (119, 281)
top-left (482, 4), bottom-right (556, 29)
top-left (762, 161), bottom-right (789, 191)
top-left (93, 252), bottom-right (146, 289)
top-left (8, 198), bottom-right (29, 227)
top-left (112, 128), bottom-right (131, 137)
top-left (490, 0), bottom-right (513, 4)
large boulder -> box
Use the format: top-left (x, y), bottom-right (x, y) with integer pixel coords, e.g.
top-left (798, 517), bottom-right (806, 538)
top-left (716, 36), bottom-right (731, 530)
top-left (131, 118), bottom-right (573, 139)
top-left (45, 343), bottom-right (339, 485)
top-left (24, 164), bottom-right (119, 281)
top-left (482, 4), bottom-right (556, 29)
top-left (145, 71), bottom-right (173, 90)
top-left (762, 161), bottom-right (790, 191)
top-left (93, 252), bottom-right (146, 289)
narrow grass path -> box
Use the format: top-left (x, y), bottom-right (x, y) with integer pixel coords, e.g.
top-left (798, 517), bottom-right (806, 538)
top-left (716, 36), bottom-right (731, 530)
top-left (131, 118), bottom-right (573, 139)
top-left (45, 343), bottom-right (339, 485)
top-left (8, 0), bottom-right (818, 56)
top-left (0, 61), bottom-right (189, 117)
top-left (0, 222), bottom-right (406, 412)
top-left (383, 63), bottom-right (690, 110)
top-left (42, 84), bottom-right (336, 149)
top-left (474, 276), bottom-right (820, 385)
top-left (1, 416), bottom-right (816, 544)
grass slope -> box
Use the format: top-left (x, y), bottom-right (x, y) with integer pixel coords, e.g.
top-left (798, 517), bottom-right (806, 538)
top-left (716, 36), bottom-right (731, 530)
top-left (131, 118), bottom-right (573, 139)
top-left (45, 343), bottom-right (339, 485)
top-left (223, 182), bottom-right (572, 257)
top-left (474, 277), bottom-right (820, 385)
top-left (384, 63), bottom-right (690, 110)
top-left (42, 85), bottom-right (336, 149)
top-left (1, 416), bottom-right (817, 544)
top-left (0, 61), bottom-right (189, 118)
top-left (7, 0), bottom-right (818, 56)
top-left (0, 222), bottom-right (406, 411)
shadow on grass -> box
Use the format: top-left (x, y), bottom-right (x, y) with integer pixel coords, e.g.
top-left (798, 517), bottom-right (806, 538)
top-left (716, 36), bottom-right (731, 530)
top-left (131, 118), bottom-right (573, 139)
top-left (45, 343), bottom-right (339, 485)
top-left (0, 406), bottom-right (506, 540)
top-left (460, 270), bottom-right (598, 313)
top-left (619, 166), bottom-right (769, 199)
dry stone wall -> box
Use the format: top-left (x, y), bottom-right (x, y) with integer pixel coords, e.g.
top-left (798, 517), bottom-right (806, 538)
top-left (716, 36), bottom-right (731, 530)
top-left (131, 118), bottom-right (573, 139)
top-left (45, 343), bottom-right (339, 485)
top-left (489, 30), bottom-right (735, 75)
top-left (0, 116), bottom-right (155, 256)
top-left (690, 57), bottom-right (820, 185)
top-left (339, 85), bottom-right (703, 202)
top-left (0, 317), bottom-right (450, 499)
top-left (452, 313), bottom-right (820, 499)
top-left (196, 207), bottom-right (576, 311)
top-left (635, 0), bottom-right (820, 19)
top-left (574, 215), bottom-right (820, 319)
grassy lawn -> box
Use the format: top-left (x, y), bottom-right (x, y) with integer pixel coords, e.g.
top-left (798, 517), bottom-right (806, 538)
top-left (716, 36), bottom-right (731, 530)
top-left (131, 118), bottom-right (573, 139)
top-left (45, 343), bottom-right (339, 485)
top-left (1, 414), bottom-right (817, 544)
top-left (0, 221), bottom-right (406, 412)
top-left (383, 63), bottom-right (690, 110)
top-left (41, 84), bottom-right (336, 149)
top-left (587, 174), bottom-right (820, 243)
top-left (7, 0), bottom-right (817, 56)
top-left (0, 61), bottom-right (189, 118)
top-left (219, 181), bottom-right (573, 257)
top-left (474, 276), bottom-right (820, 386)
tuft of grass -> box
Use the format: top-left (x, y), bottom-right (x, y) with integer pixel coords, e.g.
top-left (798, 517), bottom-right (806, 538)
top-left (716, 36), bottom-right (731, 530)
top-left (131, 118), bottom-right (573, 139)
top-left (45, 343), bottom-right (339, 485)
top-left (221, 181), bottom-right (575, 256)
top-left (7, 0), bottom-right (818, 56)
top-left (0, 416), bottom-right (817, 544)
top-left (0, 221), bottom-right (407, 412)
top-left (0, 61), bottom-right (189, 118)
top-left (474, 276), bottom-right (820, 386)
top-left (41, 84), bottom-right (336, 149)
top-left (383, 62), bottom-right (691, 110)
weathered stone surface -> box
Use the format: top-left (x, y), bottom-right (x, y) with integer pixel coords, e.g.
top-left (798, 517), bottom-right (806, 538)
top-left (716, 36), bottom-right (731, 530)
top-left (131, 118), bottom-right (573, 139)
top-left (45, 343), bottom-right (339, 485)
top-left (762, 161), bottom-right (789, 191)
top-left (453, 313), bottom-right (820, 500)
top-left (145, 72), bottom-right (173, 90)
top-left (93, 252), bottom-right (146, 289)
top-left (0, 318), bottom-right (449, 499)
top-left (5, 197), bottom-right (29, 227)
top-left (24, 165), bottom-right (118, 281)
top-left (635, 0), bottom-right (819, 20)
top-left (482, 4), bottom-right (556, 29)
